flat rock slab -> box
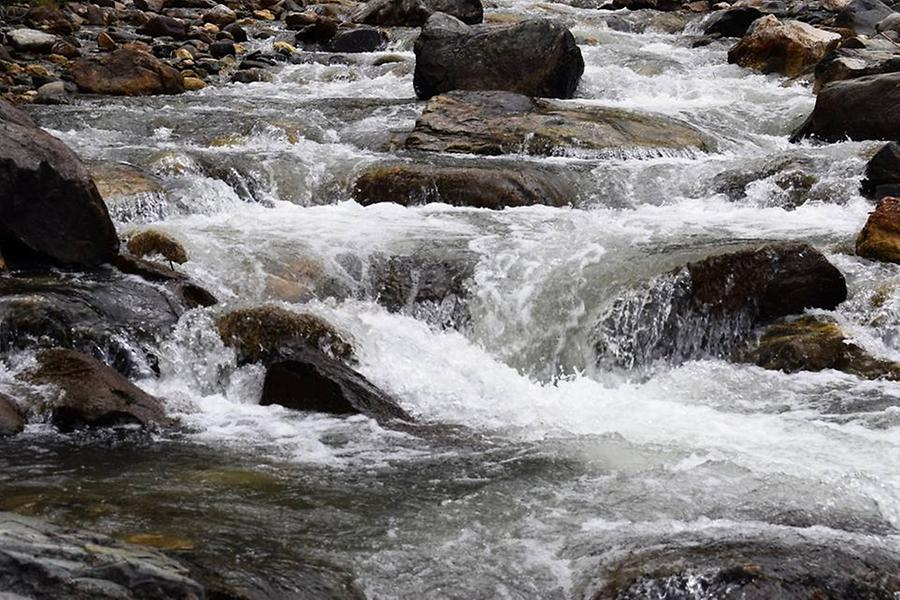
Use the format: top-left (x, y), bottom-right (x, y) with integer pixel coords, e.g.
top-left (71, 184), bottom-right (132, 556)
top-left (405, 90), bottom-right (713, 157)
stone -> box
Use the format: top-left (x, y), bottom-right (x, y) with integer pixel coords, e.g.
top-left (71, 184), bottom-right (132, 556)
top-left (702, 6), bottom-right (765, 37)
top-left (0, 100), bottom-right (119, 267)
top-left (353, 0), bottom-right (483, 26)
top-left (861, 142), bottom-right (900, 199)
top-left (230, 68), bottom-right (273, 83)
top-left (273, 40), bottom-right (296, 54)
top-left (727, 15), bottom-right (841, 77)
top-left (856, 196), bottom-right (900, 263)
top-left (35, 81), bottom-right (68, 105)
top-left (413, 14), bottom-right (584, 100)
top-left (329, 26), bottom-right (386, 53)
top-left (26, 5), bottom-right (78, 36)
top-left (7, 29), bottom-right (58, 54)
top-left (69, 48), bottom-right (185, 95)
top-left (97, 31), bottom-right (118, 50)
top-left (209, 39), bottom-right (235, 57)
top-left (792, 72), bottom-right (900, 142)
top-left (813, 48), bottom-right (900, 91)
top-left (293, 15), bottom-right (340, 45)
top-left (89, 161), bottom-right (169, 222)
top-left (835, 0), bottom-right (894, 34)
top-left (203, 3), bottom-right (236, 26)
top-left (126, 229), bottom-right (188, 264)
top-left (405, 90), bottom-right (712, 157)
top-left (352, 163), bottom-right (574, 208)
top-left (137, 15), bottom-right (189, 39)
top-left (26, 348), bottom-right (171, 431)
top-left (183, 75), bottom-right (206, 90)
top-left (0, 393), bottom-right (24, 437)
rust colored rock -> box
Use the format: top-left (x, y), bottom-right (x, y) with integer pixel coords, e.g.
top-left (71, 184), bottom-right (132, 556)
top-left (857, 196), bottom-right (900, 263)
top-left (69, 48), bottom-right (184, 95)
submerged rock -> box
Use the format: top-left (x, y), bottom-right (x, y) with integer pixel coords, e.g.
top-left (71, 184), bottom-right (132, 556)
top-left (727, 15), bottom-right (840, 77)
top-left (69, 48), bottom-right (185, 95)
top-left (0, 393), bottom-right (24, 437)
top-left (791, 72), bottom-right (900, 142)
top-left (352, 162), bottom-right (574, 208)
top-left (413, 14), bottom-right (583, 100)
top-left (737, 315), bottom-right (900, 379)
top-left (26, 348), bottom-right (171, 431)
top-left (856, 196), bottom-right (900, 263)
top-left (0, 101), bottom-right (119, 268)
top-left (861, 142), bottom-right (900, 200)
top-left (126, 229), bottom-right (188, 264)
top-left (405, 90), bottom-right (712, 157)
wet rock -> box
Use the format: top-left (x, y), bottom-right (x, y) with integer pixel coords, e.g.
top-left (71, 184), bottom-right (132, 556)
top-left (0, 100), bottom-right (119, 268)
top-left (230, 67), bottom-right (274, 83)
top-left (223, 22), bottom-right (247, 42)
top-left (738, 315), bottom-right (900, 379)
top-left (90, 161), bottom-right (169, 222)
top-left (209, 39), bottom-right (236, 57)
top-left (261, 346), bottom-right (412, 421)
top-left (203, 3), bottom-right (236, 26)
top-left (835, 0), bottom-right (894, 34)
top-left (0, 511), bottom-right (208, 599)
top-left (294, 14), bottom-right (340, 45)
top-left (352, 162), bottom-right (574, 208)
top-left (69, 47), bottom-right (185, 95)
top-left (405, 90), bottom-right (712, 157)
top-left (413, 14), bottom-right (583, 100)
top-left (0, 393), bottom-right (24, 437)
top-left (856, 196), bottom-right (900, 263)
top-left (137, 14), bottom-right (189, 39)
top-left (26, 348), bottom-right (171, 431)
top-left (35, 80), bottom-right (69, 104)
top-left (126, 229), bottom-right (188, 264)
top-left (135, 0), bottom-right (170, 10)
top-left (111, 254), bottom-right (217, 309)
top-left (861, 142), bottom-right (900, 199)
top-left (7, 29), bottom-right (58, 54)
top-left (328, 26), bottom-right (386, 52)
top-left (702, 6), bottom-right (765, 37)
top-left (353, 0), bottom-right (483, 26)
top-left (727, 15), bottom-right (840, 77)
top-left (792, 72), bottom-right (900, 142)
top-left (183, 75), bottom-right (206, 90)
top-left (813, 48), bottom-right (900, 91)
top-left (26, 5), bottom-right (78, 36)
top-left (217, 304), bottom-right (354, 364)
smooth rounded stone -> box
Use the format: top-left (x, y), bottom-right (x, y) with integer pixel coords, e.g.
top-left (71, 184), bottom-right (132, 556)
top-left (126, 229), bottom-right (188, 264)
top-left (35, 80), bottom-right (69, 105)
top-left (26, 348), bottom-right (171, 431)
top-left (203, 3), bottom-right (236, 25)
top-left (328, 26), bottom-right (386, 53)
top-left (792, 72), bottom-right (900, 142)
top-left (25, 5), bottom-right (79, 36)
top-left (223, 22), bottom-right (248, 42)
top-left (69, 47), bottom-right (185, 95)
top-left (260, 346), bottom-right (412, 422)
top-left (183, 75), bottom-right (206, 90)
top-left (405, 90), bottom-right (713, 157)
top-left (727, 15), bottom-right (841, 77)
top-left (861, 142), bottom-right (900, 199)
top-left (230, 67), bottom-right (274, 83)
top-left (413, 14), bottom-right (584, 100)
top-left (590, 538), bottom-right (900, 599)
top-left (856, 196), bottom-right (900, 263)
top-left (835, 0), bottom-right (894, 34)
top-left (208, 39), bottom-right (235, 57)
top-left (137, 14), bottom-right (189, 39)
top-left (7, 29), bottom-right (58, 54)
top-left (702, 5), bottom-right (765, 36)
top-left (352, 162), bottom-right (575, 208)
top-left (0, 393), bottom-right (24, 437)
top-left (353, 0), bottom-right (483, 26)
top-left (813, 48), bottom-right (900, 91)
top-left (217, 304), bottom-right (354, 364)
top-left (0, 511), bottom-right (207, 599)
top-left (737, 314), bottom-right (900, 379)
top-left (0, 100), bottom-right (119, 268)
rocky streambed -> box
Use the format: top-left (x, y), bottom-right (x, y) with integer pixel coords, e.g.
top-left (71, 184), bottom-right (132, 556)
top-left (2, 0), bottom-right (900, 597)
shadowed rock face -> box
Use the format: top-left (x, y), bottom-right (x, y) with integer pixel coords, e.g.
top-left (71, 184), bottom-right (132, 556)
top-left (861, 143), bottom-right (900, 200)
top-left (0, 101), bottom-right (119, 268)
top-left (405, 90), bottom-right (713, 157)
top-left (69, 48), bottom-right (185, 96)
top-left (413, 14), bottom-right (584, 100)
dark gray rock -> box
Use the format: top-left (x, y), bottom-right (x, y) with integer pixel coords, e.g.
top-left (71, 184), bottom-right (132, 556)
top-left (703, 6), bottom-right (765, 37)
top-left (814, 48), bottom-right (900, 91)
top-left (329, 26), bottom-right (386, 53)
top-left (862, 142), bottom-right (900, 199)
top-left (0, 393), bottom-right (24, 437)
top-left (835, 0), bottom-right (894, 34)
top-left (353, 0), bottom-right (482, 26)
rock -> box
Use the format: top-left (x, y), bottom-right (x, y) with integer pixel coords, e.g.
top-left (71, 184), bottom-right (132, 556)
top-left (261, 347), bottom-right (412, 422)
top-left (353, 0), bottom-right (483, 26)
top-left (352, 163), bottom-right (574, 208)
top-left (792, 72), bottom-right (900, 142)
top-left (0, 511), bottom-right (209, 599)
top-left (35, 81), bottom-right (69, 105)
top-left (0, 393), bottom-right (24, 437)
top-left (273, 40), bottom-right (296, 55)
top-left (26, 5), bottom-right (78, 36)
top-left (126, 229), bottom-right (188, 264)
top-left (835, 0), bottom-right (894, 34)
top-left (69, 48), bottom-right (185, 95)
top-left (702, 6), bottom-right (765, 37)
top-left (328, 26), bottom-right (386, 53)
top-left (223, 22), bottom-right (248, 43)
top-left (90, 161), bottom-right (169, 222)
top-left (413, 14), bottom-right (583, 100)
top-left (0, 100), bottom-right (119, 268)
top-left (26, 348), bottom-right (171, 431)
top-left (862, 143), bottom-right (900, 199)
top-left (183, 75), bottom-right (206, 90)
top-left (97, 31), bottom-right (118, 51)
top-left (813, 48), bottom-right (900, 91)
top-left (7, 29), bottom-right (58, 54)
top-left (405, 90), bottom-right (712, 157)
top-left (427, 0), bottom-right (483, 24)
top-left (135, 0), bottom-right (170, 10)
top-left (137, 15), bottom-right (189, 39)
top-left (738, 315), bottom-right (900, 379)
top-left (856, 196), bottom-right (900, 263)
top-left (217, 305), bottom-right (354, 364)
top-left (293, 14), bottom-right (340, 45)
top-left (209, 39), bottom-right (235, 57)
top-left (203, 3), bottom-right (236, 26)
top-left (727, 15), bottom-right (841, 77)
top-left (230, 68), bottom-right (273, 83)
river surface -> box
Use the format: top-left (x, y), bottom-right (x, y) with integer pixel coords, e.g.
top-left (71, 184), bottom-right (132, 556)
top-left (2, 3), bottom-right (900, 598)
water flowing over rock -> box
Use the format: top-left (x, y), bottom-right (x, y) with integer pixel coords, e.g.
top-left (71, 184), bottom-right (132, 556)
top-left (727, 15), bottom-right (841, 77)
top-left (0, 100), bottom-right (119, 268)
top-left (412, 14), bottom-right (584, 100)
top-left (405, 90), bottom-right (713, 157)
top-left (0, 393), bottom-right (24, 437)
top-left (856, 196), bottom-right (900, 263)
top-left (126, 229), bottom-right (189, 264)
top-left (26, 348), bottom-right (172, 431)
top-left (861, 142), bottom-right (900, 199)
top-left (792, 72), bottom-right (900, 142)
top-left (69, 48), bottom-right (185, 95)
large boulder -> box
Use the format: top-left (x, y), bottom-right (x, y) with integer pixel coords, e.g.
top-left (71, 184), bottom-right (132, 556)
top-left (727, 15), bottom-right (841, 77)
top-left (861, 143), bottom-right (900, 199)
top-left (856, 196), bottom-right (900, 263)
top-left (737, 315), bottom-right (900, 379)
top-left (0, 393), bottom-right (24, 437)
top-left (405, 90), bottom-right (712, 157)
top-left (352, 163), bottom-right (574, 208)
top-left (6, 29), bottom-right (58, 54)
top-left (413, 14), bottom-right (584, 100)
top-left (0, 100), bottom-right (119, 268)
top-left (813, 48), bottom-right (900, 91)
top-left (353, 0), bottom-right (482, 26)
top-left (791, 72), bottom-right (900, 142)
top-left (25, 348), bottom-right (171, 431)
top-left (835, 0), bottom-right (894, 35)
top-left (702, 6), bottom-right (765, 37)
top-left (69, 48), bottom-right (185, 96)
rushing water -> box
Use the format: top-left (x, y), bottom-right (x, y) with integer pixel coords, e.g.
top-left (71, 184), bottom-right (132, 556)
top-left (2, 3), bottom-right (900, 598)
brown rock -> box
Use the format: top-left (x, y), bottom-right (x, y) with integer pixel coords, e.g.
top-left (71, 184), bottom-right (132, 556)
top-left (126, 229), bottom-right (188, 264)
top-left (69, 48), bottom-right (184, 95)
top-left (727, 15), bottom-right (841, 77)
top-left (97, 31), bottom-right (118, 51)
top-left (26, 5), bottom-right (78, 36)
top-left (856, 196), bottom-right (900, 263)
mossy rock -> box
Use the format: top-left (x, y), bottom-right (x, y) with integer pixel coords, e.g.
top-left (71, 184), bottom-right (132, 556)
top-left (126, 229), bottom-right (188, 264)
top-left (216, 305), bottom-right (354, 364)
